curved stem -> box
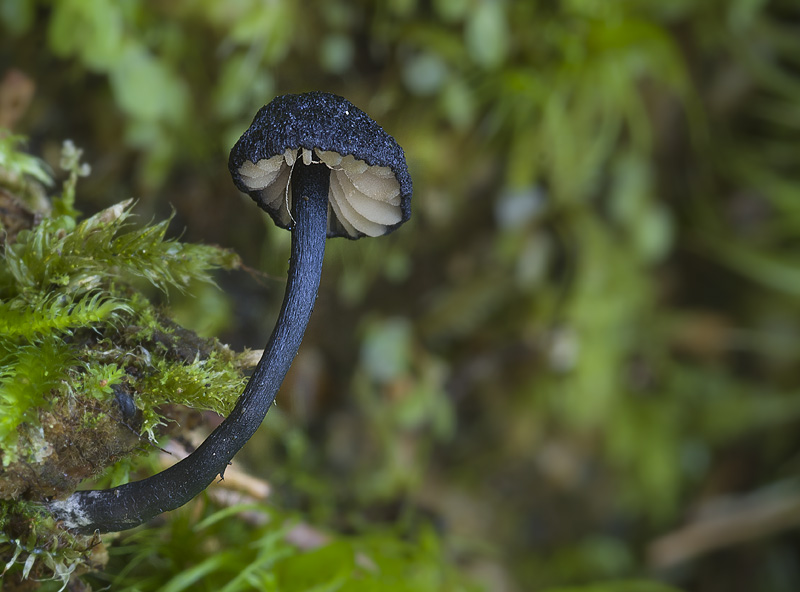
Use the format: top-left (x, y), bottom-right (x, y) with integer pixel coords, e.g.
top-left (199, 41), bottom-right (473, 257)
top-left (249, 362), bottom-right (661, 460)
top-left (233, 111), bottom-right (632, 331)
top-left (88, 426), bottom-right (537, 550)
top-left (48, 162), bottom-right (331, 534)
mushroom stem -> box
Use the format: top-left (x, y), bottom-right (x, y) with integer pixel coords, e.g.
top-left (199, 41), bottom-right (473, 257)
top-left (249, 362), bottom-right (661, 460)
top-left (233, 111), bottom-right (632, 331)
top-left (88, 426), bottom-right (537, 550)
top-left (48, 161), bottom-right (331, 534)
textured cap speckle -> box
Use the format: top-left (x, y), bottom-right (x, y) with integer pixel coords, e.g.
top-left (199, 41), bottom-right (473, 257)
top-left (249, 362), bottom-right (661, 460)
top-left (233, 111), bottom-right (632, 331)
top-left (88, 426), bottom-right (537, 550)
top-left (229, 92), bottom-right (412, 239)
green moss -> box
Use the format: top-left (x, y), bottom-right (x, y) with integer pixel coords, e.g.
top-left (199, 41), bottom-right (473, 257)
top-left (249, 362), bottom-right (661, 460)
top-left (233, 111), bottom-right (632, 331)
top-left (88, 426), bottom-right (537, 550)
top-left (0, 141), bottom-right (242, 463)
top-left (0, 136), bottom-right (247, 586)
top-left (0, 337), bottom-right (74, 465)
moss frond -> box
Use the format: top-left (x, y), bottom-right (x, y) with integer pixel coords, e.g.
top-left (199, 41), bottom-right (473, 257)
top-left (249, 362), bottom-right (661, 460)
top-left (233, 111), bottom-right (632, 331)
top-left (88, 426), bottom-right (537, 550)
top-left (0, 337), bottom-right (74, 464)
top-left (0, 132), bottom-right (53, 187)
top-left (137, 351), bottom-right (247, 438)
top-left (0, 292), bottom-right (132, 340)
top-left (54, 139), bottom-right (89, 219)
top-left (1, 199), bottom-right (240, 300)
top-left (73, 363), bottom-right (128, 402)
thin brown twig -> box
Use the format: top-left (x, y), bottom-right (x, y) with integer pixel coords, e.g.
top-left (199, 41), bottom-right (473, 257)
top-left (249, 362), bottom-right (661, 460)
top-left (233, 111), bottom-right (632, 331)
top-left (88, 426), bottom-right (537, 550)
top-left (648, 485), bottom-right (800, 569)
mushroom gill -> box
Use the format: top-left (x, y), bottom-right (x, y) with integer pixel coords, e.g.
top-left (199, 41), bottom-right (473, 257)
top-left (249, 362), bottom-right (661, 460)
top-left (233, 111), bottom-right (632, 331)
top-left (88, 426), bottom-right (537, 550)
top-left (237, 148), bottom-right (403, 238)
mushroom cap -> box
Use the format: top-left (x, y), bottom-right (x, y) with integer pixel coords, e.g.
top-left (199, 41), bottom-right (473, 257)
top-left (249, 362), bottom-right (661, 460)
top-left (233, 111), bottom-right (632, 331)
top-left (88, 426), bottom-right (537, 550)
top-left (229, 92), bottom-right (412, 239)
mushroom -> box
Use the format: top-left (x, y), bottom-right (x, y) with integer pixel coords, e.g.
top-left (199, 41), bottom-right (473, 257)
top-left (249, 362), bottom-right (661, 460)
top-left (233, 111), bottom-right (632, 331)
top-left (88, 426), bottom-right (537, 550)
top-left (47, 92), bottom-right (412, 533)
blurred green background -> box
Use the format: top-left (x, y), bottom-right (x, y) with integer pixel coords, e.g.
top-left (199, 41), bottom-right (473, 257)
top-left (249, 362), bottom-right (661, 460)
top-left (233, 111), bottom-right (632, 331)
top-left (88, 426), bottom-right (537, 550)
top-left (3, 0), bottom-right (800, 590)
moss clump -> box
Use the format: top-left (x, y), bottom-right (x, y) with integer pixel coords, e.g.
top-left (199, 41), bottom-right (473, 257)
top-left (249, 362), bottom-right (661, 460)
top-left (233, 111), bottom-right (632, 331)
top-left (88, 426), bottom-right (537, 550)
top-left (0, 136), bottom-right (247, 587)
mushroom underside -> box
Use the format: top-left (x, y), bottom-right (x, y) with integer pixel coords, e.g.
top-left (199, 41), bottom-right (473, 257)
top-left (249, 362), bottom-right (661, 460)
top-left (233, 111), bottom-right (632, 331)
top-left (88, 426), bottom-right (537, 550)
top-left (237, 148), bottom-right (402, 238)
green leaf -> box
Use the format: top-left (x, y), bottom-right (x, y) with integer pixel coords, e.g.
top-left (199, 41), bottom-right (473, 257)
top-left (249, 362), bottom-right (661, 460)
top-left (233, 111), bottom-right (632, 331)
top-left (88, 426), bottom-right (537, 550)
top-left (47, 0), bottom-right (125, 70)
top-left (110, 44), bottom-right (189, 123)
top-left (465, 0), bottom-right (509, 69)
top-left (0, 133), bottom-right (53, 186)
top-left (0, 0), bottom-right (34, 35)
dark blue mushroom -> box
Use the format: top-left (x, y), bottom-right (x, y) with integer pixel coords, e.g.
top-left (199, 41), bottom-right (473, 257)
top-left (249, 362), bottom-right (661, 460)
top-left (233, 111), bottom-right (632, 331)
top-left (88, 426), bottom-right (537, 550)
top-left (48, 92), bottom-right (412, 533)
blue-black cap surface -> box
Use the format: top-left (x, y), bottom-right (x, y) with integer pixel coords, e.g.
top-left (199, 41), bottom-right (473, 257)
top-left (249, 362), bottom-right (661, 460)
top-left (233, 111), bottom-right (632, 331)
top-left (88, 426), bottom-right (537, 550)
top-left (229, 92), bottom-right (412, 239)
